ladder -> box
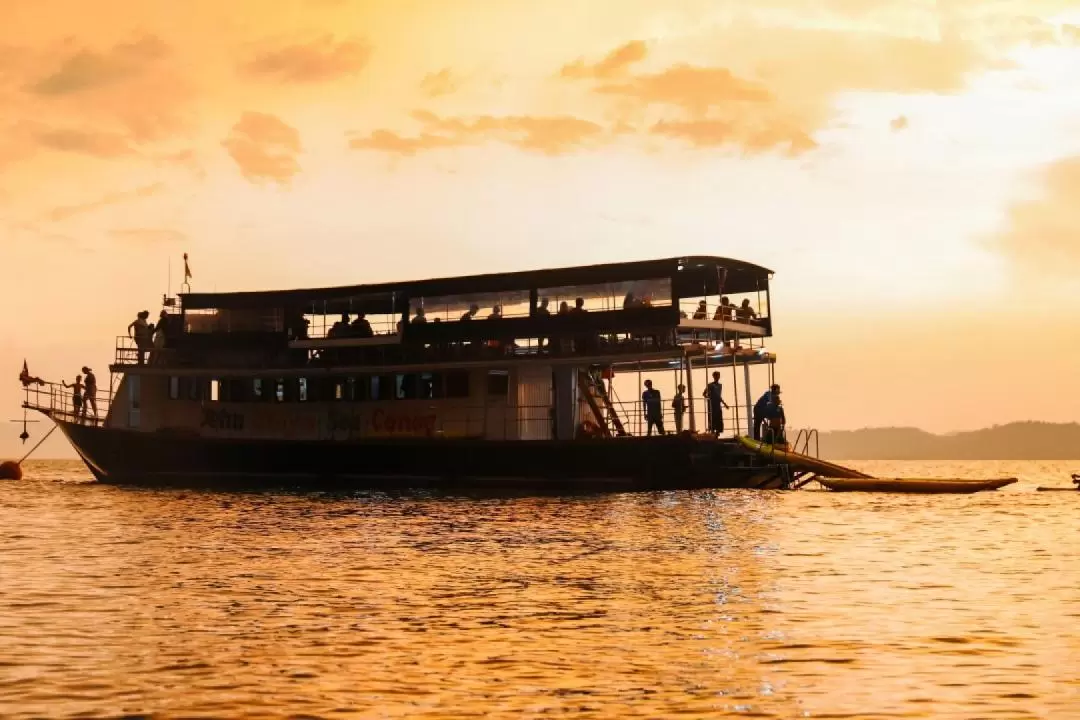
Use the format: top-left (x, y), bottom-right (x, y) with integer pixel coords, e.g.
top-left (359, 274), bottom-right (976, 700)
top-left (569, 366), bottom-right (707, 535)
top-left (578, 369), bottom-right (627, 437)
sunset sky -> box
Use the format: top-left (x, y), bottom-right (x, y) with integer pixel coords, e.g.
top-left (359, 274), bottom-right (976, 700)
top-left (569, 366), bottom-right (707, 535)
top-left (2, 0), bottom-right (1079, 458)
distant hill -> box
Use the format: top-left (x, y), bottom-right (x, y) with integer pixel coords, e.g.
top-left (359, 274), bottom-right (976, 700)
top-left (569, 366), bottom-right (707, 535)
top-left (816, 422), bottom-right (1080, 460)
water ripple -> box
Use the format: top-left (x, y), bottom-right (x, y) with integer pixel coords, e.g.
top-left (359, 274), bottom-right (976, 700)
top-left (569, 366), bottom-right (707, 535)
top-left (1, 459), bottom-right (1078, 718)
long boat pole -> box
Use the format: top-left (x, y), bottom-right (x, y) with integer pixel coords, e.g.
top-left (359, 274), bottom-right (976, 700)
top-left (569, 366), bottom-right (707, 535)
top-left (685, 349), bottom-right (696, 433)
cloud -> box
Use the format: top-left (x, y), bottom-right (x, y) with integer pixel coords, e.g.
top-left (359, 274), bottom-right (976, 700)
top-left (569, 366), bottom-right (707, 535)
top-left (890, 115), bottom-right (909, 131)
top-left (349, 111), bottom-right (605, 156)
top-left (110, 228), bottom-right (187, 243)
top-left (560, 41), bottom-right (647, 80)
top-left (222, 112), bottom-right (302, 184)
top-left (419, 68), bottom-right (458, 98)
top-left (242, 36), bottom-right (370, 83)
top-left (991, 157), bottom-right (1080, 276)
top-left (596, 64), bottom-right (772, 114)
top-left (34, 127), bottom-right (134, 157)
top-left (650, 119), bottom-right (816, 154)
top-left (46, 182), bottom-right (165, 222)
top-left (27, 35), bottom-right (168, 95)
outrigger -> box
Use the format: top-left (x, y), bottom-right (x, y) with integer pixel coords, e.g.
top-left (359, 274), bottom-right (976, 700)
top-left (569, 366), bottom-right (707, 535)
top-left (19, 255), bottom-right (814, 492)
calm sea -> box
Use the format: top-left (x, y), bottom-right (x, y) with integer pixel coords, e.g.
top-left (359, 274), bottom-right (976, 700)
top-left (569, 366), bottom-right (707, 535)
top-left (2, 459), bottom-right (1079, 719)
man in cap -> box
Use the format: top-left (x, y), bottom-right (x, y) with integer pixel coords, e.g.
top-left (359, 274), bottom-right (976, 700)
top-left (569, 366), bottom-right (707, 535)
top-left (753, 384), bottom-right (781, 441)
top-left (81, 366), bottom-right (98, 422)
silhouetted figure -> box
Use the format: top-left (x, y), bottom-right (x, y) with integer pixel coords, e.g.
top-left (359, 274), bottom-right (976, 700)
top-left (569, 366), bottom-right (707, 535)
top-left (460, 304), bottom-right (480, 321)
top-left (63, 375), bottom-right (84, 423)
top-left (128, 310), bottom-right (151, 365)
top-left (351, 313), bottom-right (373, 338)
top-left (672, 384), bottom-right (687, 432)
top-left (642, 379), bottom-right (664, 436)
top-left (713, 296), bottom-right (734, 322)
top-left (736, 299), bottom-right (758, 323)
top-left (703, 371), bottom-right (730, 436)
top-left (692, 300), bottom-right (708, 320)
top-left (82, 366), bottom-right (98, 422)
top-left (753, 384), bottom-right (780, 441)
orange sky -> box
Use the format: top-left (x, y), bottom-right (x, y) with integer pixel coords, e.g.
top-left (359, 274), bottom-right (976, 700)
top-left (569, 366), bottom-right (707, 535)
top-left (2, 0), bottom-right (1080, 458)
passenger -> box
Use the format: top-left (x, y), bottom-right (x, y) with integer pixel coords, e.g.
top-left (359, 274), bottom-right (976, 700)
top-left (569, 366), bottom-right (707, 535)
top-left (762, 394), bottom-right (787, 445)
top-left (713, 296), bottom-right (734, 322)
top-left (152, 312), bottom-right (168, 364)
top-left (412, 308), bottom-right (427, 324)
top-left (703, 371), bottom-right (730, 436)
top-left (623, 292), bottom-right (640, 309)
top-left (536, 298), bottom-right (551, 316)
top-left (81, 366), bottom-right (98, 421)
top-left (487, 304), bottom-right (503, 320)
top-left (736, 299), bottom-right (757, 323)
top-left (692, 300), bottom-right (708, 320)
top-left (127, 310), bottom-right (152, 365)
top-left (672, 384), bottom-right (687, 433)
top-left (329, 313), bottom-right (350, 338)
top-left (557, 301), bottom-right (571, 315)
top-left (62, 375), bottom-right (84, 423)
top-left (571, 297), bottom-right (587, 314)
top-left (642, 379), bottom-right (665, 436)
top-left (460, 304), bottom-right (480, 321)
top-left (753, 384), bottom-right (780, 441)
top-left (351, 313), bottom-right (374, 338)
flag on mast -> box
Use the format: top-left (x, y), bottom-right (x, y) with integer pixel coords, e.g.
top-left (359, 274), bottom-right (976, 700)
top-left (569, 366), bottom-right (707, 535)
top-left (183, 253), bottom-right (192, 281)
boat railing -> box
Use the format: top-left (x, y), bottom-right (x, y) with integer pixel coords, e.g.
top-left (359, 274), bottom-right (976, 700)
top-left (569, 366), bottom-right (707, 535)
top-left (21, 380), bottom-right (110, 427)
top-left (791, 428), bottom-right (819, 458)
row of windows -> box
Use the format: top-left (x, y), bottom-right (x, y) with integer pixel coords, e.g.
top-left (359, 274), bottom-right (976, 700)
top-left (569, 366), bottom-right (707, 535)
top-left (168, 371), bottom-right (510, 403)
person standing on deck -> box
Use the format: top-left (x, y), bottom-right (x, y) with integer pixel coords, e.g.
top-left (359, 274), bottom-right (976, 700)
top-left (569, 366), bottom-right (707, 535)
top-left (703, 371), bottom-right (730, 436)
top-left (62, 375), bottom-right (84, 423)
top-left (753, 384), bottom-right (780, 440)
top-left (81, 367), bottom-right (98, 422)
top-left (672, 384), bottom-right (687, 433)
top-left (127, 310), bottom-right (152, 365)
top-left (642, 380), bottom-right (665, 436)
top-left (762, 393), bottom-right (787, 445)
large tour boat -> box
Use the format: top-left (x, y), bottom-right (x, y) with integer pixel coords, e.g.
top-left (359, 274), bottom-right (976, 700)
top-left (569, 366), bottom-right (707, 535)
top-left (19, 255), bottom-right (796, 492)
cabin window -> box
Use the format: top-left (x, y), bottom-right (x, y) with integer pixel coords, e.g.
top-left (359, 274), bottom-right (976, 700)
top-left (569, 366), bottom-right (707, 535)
top-left (168, 377), bottom-right (180, 400)
top-left (345, 377), bottom-right (359, 402)
top-left (253, 378), bottom-right (264, 401)
top-left (275, 379), bottom-right (285, 403)
top-left (445, 371), bottom-right (470, 398)
top-left (298, 378), bottom-right (309, 402)
top-left (183, 377), bottom-right (199, 402)
top-left (210, 379), bottom-right (221, 402)
top-left (420, 372), bottom-right (437, 399)
top-left (486, 370), bottom-right (509, 396)
top-left (396, 373), bottom-right (419, 400)
top-left (370, 375), bottom-right (394, 401)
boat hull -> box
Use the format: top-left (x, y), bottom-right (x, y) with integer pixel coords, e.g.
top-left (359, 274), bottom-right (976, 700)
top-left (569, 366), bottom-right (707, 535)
top-left (56, 421), bottom-right (788, 493)
top-left (818, 477), bottom-right (1017, 494)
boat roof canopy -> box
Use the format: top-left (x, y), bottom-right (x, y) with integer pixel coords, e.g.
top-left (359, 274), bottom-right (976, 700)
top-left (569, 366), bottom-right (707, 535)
top-left (181, 255), bottom-right (772, 313)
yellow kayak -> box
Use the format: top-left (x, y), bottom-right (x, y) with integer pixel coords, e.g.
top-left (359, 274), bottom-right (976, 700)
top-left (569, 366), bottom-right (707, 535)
top-left (819, 477), bottom-right (1017, 494)
top-left (736, 436), bottom-right (873, 479)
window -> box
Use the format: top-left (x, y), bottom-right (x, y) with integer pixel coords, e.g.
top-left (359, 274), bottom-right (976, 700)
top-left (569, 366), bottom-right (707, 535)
top-left (298, 378), bottom-right (309, 402)
top-left (185, 377), bottom-right (200, 402)
top-left (420, 372), bottom-right (437, 399)
top-left (275, 379), bottom-right (285, 403)
top-left (345, 377), bottom-right (359, 401)
top-left (210, 379), bottom-right (221, 402)
top-left (396, 373), bottom-right (419, 400)
top-left (253, 378), bottom-right (265, 401)
top-left (445, 371), bottom-right (470, 398)
top-left (486, 370), bottom-right (509, 396)
top-left (168, 377), bottom-right (180, 400)
top-left (370, 375), bottom-right (395, 402)
top-left (334, 380), bottom-right (344, 401)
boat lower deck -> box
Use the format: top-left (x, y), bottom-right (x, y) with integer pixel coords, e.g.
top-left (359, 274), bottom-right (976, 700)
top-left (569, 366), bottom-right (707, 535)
top-left (56, 421), bottom-right (789, 492)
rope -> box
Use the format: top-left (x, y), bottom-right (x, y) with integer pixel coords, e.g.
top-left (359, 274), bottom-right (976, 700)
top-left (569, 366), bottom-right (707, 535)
top-left (18, 424), bottom-right (58, 466)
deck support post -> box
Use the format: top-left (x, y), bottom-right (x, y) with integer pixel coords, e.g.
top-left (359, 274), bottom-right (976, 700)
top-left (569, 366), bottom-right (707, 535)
top-left (684, 350), bottom-right (696, 433)
top-left (743, 361), bottom-right (753, 439)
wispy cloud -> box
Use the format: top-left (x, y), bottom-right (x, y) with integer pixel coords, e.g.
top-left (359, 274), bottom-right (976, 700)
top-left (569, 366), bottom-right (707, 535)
top-left (241, 36), bottom-right (370, 83)
top-left (110, 228), bottom-right (187, 243)
top-left (27, 35), bottom-right (168, 95)
top-left (34, 127), bottom-right (134, 158)
top-left (222, 112), bottom-right (302, 184)
top-left (45, 182), bottom-right (165, 222)
top-left (560, 41), bottom-right (647, 80)
top-left (349, 111), bottom-right (605, 156)
top-left (419, 68), bottom-right (458, 98)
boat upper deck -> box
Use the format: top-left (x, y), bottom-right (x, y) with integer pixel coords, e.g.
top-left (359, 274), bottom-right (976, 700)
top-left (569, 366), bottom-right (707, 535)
top-left (112, 255), bottom-right (775, 372)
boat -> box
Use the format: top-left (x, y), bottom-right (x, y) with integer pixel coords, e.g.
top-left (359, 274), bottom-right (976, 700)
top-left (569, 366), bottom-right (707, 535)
top-left (1036, 474), bottom-right (1080, 491)
top-left (817, 477), bottom-right (1017, 494)
top-left (20, 255), bottom-right (799, 492)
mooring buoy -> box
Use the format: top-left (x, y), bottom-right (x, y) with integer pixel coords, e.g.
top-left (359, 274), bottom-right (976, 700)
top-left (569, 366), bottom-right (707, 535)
top-left (0, 461), bottom-right (22, 481)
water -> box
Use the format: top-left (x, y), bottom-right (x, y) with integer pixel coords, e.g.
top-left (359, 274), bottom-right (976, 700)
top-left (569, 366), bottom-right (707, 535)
top-left (2, 460), bottom-right (1079, 719)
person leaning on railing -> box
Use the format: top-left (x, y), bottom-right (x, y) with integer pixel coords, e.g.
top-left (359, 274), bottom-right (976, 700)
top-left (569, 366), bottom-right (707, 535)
top-left (127, 310), bottom-right (152, 365)
top-left (62, 375), bottom-right (84, 423)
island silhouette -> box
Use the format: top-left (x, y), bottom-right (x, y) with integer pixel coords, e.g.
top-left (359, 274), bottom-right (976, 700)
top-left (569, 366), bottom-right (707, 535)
top-left (816, 422), bottom-right (1080, 460)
